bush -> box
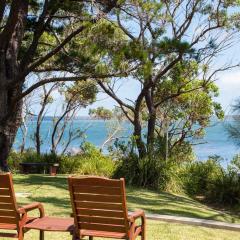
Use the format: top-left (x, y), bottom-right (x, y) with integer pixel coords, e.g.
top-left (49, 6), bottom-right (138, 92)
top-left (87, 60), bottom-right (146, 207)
top-left (8, 151), bottom-right (23, 173)
top-left (181, 155), bottom-right (240, 206)
top-left (181, 155), bottom-right (223, 196)
top-left (207, 170), bottom-right (240, 205)
top-left (112, 139), bottom-right (184, 191)
top-left (8, 143), bottom-right (115, 177)
top-left (59, 142), bottom-right (115, 177)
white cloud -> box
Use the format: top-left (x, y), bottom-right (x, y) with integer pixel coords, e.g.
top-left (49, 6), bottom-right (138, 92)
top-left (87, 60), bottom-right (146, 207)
top-left (215, 70), bottom-right (240, 113)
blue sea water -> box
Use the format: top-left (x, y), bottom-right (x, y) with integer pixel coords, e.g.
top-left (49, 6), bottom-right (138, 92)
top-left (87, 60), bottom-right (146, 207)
top-left (13, 118), bottom-right (239, 163)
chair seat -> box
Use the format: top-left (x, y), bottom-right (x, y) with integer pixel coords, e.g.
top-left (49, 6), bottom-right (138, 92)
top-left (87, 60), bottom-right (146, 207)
top-left (24, 216), bottom-right (74, 232)
top-left (80, 229), bottom-right (127, 239)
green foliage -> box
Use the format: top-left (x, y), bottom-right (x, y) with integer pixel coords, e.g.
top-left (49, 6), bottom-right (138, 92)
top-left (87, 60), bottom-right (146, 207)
top-left (181, 156), bottom-right (240, 206)
top-left (181, 156), bottom-right (224, 196)
top-left (8, 144), bottom-right (115, 177)
top-left (63, 80), bottom-right (98, 107)
top-left (89, 107), bottom-right (113, 120)
top-left (7, 152), bottom-right (23, 173)
top-left (112, 139), bottom-right (186, 192)
top-left (60, 143), bottom-right (115, 176)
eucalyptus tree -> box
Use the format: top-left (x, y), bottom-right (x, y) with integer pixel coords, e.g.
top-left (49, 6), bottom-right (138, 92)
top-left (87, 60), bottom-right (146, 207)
top-left (0, 0), bottom-right (119, 170)
top-left (51, 80), bottom-right (97, 154)
top-left (154, 62), bottom-right (224, 161)
top-left (89, 107), bottom-right (113, 120)
top-left (19, 92), bottom-right (34, 153)
top-left (98, 0), bottom-right (239, 159)
top-left (90, 106), bottom-right (125, 150)
top-left (32, 83), bottom-right (58, 155)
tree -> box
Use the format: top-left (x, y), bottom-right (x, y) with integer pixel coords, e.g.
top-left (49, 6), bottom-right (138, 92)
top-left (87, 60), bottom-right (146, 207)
top-left (97, 0), bottom-right (239, 159)
top-left (51, 80), bottom-right (97, 154)
top-left (0, 0), bottom-right (119, 170)
top-left (89, 107), bottom-right (113, 120)
top-left (18, 92), bottom-right (34, 153)
top-left (33, 83), bottom-right (58, 155)
top-left (90, 106), bottom-right (126, 150)
top-left (154, 68), bottom-right (224, 161)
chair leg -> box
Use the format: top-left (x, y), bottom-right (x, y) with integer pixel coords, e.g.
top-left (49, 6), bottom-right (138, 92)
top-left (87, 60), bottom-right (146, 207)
top-left (141, 224), bottom-right (146, 240)
top-left (18, 229), bottom-right (24, 240)
top-left (40, 230), bottom-right (44, 240)
top-left (71, 231), bottom-right (80, 240)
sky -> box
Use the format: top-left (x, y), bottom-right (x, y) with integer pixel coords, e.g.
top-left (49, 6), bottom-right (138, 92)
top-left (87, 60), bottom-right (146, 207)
top-left (77, 69), bottom-right (240, 116)
top-left (75, 22), bottom-right (240, 117)
top-left (31, 6), bottom-right (240, 117)
top-left (80, 31), bottom-right (240, 116)
top-left (215, 69), bottom-right (240, 113)
top-left (41, 67), bottom-right (240, 117)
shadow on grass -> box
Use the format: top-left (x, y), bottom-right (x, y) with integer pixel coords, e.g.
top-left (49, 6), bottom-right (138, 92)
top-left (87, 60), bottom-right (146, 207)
top-left (14, 174), bottom-right (68, 191)
top-left (13, 175), bottom-right (239, 223)
top-left (27, 196), bottom-right (72, 216)
top-left (126, 188), bottom-right (237, 222)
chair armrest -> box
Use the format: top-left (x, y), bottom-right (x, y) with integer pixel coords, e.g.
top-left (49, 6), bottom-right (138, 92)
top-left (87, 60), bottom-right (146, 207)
top-left (18, 202), bottom-right (45, 217)
top-left (128, 210), bottom-right (145, 223)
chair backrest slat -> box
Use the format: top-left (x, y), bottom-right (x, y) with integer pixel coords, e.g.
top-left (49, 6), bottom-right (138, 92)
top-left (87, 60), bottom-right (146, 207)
top-left (0, 174), bottom-right (19, 225)
top-left (68, 176), bottom-right (129, 235)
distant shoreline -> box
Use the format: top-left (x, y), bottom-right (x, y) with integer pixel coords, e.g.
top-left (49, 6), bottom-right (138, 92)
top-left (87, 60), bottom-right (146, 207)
top-left (28, 115), bottom-right (240, 121)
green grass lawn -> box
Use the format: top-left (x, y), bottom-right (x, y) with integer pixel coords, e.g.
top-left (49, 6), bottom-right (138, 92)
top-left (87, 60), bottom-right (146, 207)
top-left (2, 174), bottom-right (239, 240)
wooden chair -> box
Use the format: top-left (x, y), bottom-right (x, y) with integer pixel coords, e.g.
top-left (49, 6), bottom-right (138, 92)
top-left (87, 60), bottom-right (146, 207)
top-left (68, 176), bottom-right (146, 240)
top-left (0, 173), bottom-right (45, 240)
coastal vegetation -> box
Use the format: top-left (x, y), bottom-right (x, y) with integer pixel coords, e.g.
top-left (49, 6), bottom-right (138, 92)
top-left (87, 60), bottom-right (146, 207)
top-left (1, 0), bottom-right (240, 232)
top-left (0, 0), bottom-right (239, 170)
top-left (7, 143), bottom-right (240, 208)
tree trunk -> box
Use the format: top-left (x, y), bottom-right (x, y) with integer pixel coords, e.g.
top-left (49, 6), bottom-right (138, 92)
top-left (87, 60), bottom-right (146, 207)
top-left (0, 84), bottom-right (23, 171)
top-left (0, 0), bottom-right (28, 171)
top-left (35, 121), bottom-right (41, 155)
top-left (147, 111), bottom-right (156, 152)
top-left (133, 113), bottom-right (146, 159)
top-left (145, 89), bottom-right (156, 154)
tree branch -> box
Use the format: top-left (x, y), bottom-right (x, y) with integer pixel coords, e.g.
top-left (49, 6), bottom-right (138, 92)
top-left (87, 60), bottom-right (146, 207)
top-left (25, 21), bottom-right (96, 74)
top-left (20, 0), bottom-right (55, 70)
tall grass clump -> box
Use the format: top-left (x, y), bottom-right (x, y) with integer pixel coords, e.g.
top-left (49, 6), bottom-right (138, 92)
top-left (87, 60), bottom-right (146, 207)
top-left (181, 155), bottom-right (240, 206)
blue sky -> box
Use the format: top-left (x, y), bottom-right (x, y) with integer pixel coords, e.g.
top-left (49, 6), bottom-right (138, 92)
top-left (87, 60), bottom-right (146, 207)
top-left (215, 69), bottom-right (240, 113)
top-left (34, 19), bottom-right (240, 117)
top-left (43, 66), bottom-right (240, 117)
top-left (77, 69), bottom-right (240, 116)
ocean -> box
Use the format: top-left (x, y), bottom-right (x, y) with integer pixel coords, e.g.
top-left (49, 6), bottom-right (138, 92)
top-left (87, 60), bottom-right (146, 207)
top-left (13, 118), bottom-right (240, 164)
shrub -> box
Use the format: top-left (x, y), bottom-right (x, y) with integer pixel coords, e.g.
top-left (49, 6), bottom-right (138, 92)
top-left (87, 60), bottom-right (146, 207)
top-left (207, 170), bottom-right (240, 205)
top-left (8, 149), bottom-right (61, 173)
top-left (8, 151), bottom-right (23, 173)
top-left (181, 155), bottom-right (240, 206)
top-left (112, 139), bottom-right (184, 191)
top-left (181, 155), bottom-right (223, 196)
top-left (60, 143), bottom-right (115, 177)
top-left (8, 143), bottom-right (115, 177)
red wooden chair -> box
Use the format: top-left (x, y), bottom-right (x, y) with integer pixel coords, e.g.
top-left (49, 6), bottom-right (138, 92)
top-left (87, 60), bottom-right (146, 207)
top-left (68, 176), bottom-right (146, 240)
top-left (0, 173), bottom-right (44, 240)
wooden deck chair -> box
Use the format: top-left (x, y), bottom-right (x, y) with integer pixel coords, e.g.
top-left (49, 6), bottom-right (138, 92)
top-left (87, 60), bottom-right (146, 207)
top-left (0, 173), bottom-right (45, 240)
top-left (68, 176), bottom-right (146, 240)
